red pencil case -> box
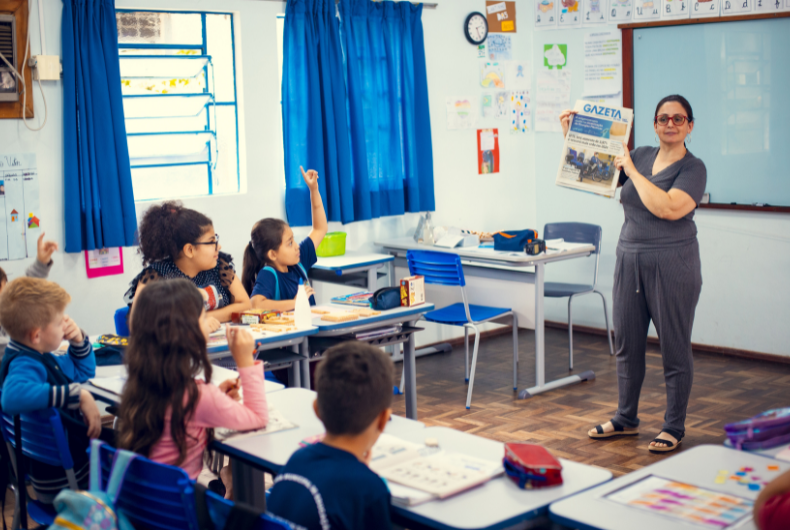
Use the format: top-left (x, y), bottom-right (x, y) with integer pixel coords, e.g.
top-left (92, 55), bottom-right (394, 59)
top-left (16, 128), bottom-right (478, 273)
top-left (503, 442), bottom-right (563, 489)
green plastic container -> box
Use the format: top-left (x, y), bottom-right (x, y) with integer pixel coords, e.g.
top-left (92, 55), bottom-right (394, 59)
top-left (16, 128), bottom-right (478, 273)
top-left (316, 232), bottom-right (347, 257)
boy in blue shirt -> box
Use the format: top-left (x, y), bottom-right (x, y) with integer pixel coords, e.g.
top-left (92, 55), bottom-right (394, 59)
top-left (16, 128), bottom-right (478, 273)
top-left (267, 342), bottom-right (395, 530)
top-left (0, 277), bottom-right (103, 502)
top-left (241, 167), bottom-right (327, 310)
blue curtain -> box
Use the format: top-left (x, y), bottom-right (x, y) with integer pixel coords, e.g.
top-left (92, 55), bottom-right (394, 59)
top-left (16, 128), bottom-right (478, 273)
top-left (282, 0), bottom-right (434, 226)
top-left (62, 0), bottom-right (137, 252)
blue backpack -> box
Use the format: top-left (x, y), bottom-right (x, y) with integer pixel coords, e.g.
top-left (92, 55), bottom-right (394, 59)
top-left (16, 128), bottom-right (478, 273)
top-left (261, 264), bottom-right (308, 300)
top-left (48, 440), bottom-right (136, 530)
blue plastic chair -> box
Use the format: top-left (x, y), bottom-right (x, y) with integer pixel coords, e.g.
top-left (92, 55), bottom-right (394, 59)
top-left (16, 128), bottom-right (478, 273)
top-left (114, 306), bottom-right (130, 336)
top-left (543, 223), bottom-right (614, 369)
top-left (95, 442), bottom-right (200, 530)
top-left (407, 250), bottom-right (519, 409)
top-left (0, 392), bottom-right (79, 529)
top-left (204, 488), bottom-right (291, 530)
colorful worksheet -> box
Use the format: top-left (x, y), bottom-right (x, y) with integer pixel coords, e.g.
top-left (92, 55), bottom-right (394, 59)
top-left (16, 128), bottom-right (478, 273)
top-left (606, 476), bottom-right (754, 529)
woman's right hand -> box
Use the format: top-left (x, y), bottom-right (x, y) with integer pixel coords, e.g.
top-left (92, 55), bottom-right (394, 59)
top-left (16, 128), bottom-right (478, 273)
top-left (559, 109), bottom-right (577, 138)
top-left (227, 326), bottom-right (256, 368)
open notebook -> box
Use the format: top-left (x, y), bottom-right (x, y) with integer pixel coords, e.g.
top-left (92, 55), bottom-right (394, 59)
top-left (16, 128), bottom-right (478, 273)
top-left (89, 364), bottom-right (246, 396)
top-left (369, 434), bottom-right (503, 506)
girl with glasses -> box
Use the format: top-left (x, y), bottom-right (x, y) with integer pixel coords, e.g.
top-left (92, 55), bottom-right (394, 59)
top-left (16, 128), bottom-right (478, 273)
top-left (560, 94), bottom-right (706, 454)
top-left (124, 202), bottom-right (251, 330)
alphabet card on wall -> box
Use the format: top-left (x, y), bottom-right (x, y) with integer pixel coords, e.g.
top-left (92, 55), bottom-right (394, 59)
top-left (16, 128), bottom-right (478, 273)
top-left (661, 0), bottom-right (691, 18)
top-left (583, 0), bottom-right (609, 25)
top-left (534, 0), bottom-right (559, 30)
top-left (608, 0), bottom-right (634, 22)
top-left (633, 0), bottom-right (661, 20)
top-left (486, 1), bottom-right (517, 33)
top-left (0, 153), bottom-right (41, 261)
top-left (753, 0), bottom-right (784, 14)
top-left (558, 0), bottom-right (583, 27)
top-left (690, 0), bottom-right (721, 16)
top-left (721, 0), bottom-right (752, 15)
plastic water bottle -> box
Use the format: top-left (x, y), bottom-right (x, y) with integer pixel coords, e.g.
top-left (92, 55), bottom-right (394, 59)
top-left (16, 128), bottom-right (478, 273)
top-left (294, 278), bottom-right (312, 329)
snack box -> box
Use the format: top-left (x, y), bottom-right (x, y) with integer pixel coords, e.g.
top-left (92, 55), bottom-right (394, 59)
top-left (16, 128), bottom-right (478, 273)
top-left (231, 309), bottom-right (279, 325)
top-left (400, 275), bottom-right (425, 307)
top-left (503, 442), bottom-right (563, 489)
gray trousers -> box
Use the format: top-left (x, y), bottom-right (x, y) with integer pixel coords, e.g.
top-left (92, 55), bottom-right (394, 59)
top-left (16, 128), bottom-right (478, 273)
top-left (612, 241), bottom-right (702, 436)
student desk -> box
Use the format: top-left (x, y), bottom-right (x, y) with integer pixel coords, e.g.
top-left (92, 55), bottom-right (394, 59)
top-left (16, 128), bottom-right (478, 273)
top-left (725, 439), bottom-right (790, 460)
top-left (308, 303), bottom-right (435, 420)
top-left (311, 252), bottom-right (394, 292)
top-left (84, 364), bottom-right (286, 406)
top-left (376, 237), bottom-right (596, 398)
top-left (549, 445), bottom-right (790, 530)
top-left (389, 426), bottom-right (612, 530)
top-left (211, 388), bottom-right (425, 509)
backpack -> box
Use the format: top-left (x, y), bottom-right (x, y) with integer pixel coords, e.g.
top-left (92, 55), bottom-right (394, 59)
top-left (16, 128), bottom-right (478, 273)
top-left (262, 264), bottom-right (308, 300)
top-left (48, 440), bottom-right (136, 530)
top-left (724, 408), bottom-right (790, 450)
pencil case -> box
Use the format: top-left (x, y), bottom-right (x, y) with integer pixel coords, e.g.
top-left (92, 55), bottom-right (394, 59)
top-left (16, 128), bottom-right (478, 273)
top-left (724, 407), bottom-right (790, 450)
top-left (371, 287), bottom-right (401, 310)
top-left (503, 442), bottom-right (563, 489)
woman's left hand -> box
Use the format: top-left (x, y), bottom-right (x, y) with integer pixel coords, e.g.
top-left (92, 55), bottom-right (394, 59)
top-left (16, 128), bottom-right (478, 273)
top-left (614, 141), bottom-right (636, 178)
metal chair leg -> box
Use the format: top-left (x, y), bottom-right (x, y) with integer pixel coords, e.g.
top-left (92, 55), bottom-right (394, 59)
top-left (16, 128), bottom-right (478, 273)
top-left (568, 295), bottom-right (575, 370)
top-left (595, 290), bottom-right (614, 355)
top-left (399, 366), bottom-right (405, 394)
top-left (465, 324), bottom-right (481, 409)
top-left (512, 312), bottom-right (519, 391)
top-left (464, 325), bottom-right (470, 382)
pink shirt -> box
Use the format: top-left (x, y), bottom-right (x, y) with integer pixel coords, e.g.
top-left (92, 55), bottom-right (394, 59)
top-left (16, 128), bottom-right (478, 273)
top-left (149, 362), bottom-right (269, 479)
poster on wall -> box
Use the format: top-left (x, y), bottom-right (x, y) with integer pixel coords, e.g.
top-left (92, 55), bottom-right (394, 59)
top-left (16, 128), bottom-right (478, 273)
top-left (480, 61), bottom-right (506, 89)
top-left (752, 0), bottom-right (784, 14)
top-left (481, 93), bottom-right (496, 118)
top-left (487, 35), bottom-right (512, 61)
top-left (507, 61), bottom-right (531, 90)
top-left (633, 0), bottom-right (661, 20)
top-left (534, 0), bottom-right (559, 29)
top-left (608, 0), bottom-right (634, 22)
top-left (486, 1), bottom-right (518, 32)
top-left (535, 70), bottom-right (572, 132)
top-left (660, 0), bottom-right (691, 18)
top-left (495, 91), bottom-right (510, 119)
top-left (510, 91), bottom-right (531, 133)
top-left (583, 30), bottom-right (622, 97)
top-left (721, 0), bottom-right (752, 14)
top-left (85, 248), bottom-right (125, 279)
top-left (544, 44), bottom-right (568, 70)
top-left (558, 0), bottom-right (583, 27)
top-left (690, 0), bottom-right (721, 16)
top-left (446, 97), bottom-right (477, 130)
top-left (0, 153), bottom-right (41, 261)
top-left (477, 129), bottom-right (500, 174)
top-left (582, 0), bottom-right (609, 25)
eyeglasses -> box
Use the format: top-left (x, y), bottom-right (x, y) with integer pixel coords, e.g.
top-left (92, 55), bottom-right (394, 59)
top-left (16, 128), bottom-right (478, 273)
top-left (194, 234), bottom-right (220, 251)
top-left (654, 114), bottom-right (690, 126)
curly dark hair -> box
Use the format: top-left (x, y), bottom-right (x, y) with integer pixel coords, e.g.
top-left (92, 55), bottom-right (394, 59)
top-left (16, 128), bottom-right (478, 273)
top-left (137, 201), bottom-right (213, 266)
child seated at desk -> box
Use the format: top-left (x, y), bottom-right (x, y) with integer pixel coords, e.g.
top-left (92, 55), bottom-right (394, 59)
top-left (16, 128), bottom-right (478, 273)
top-left (118, 279), bottom-right (268, 499)
top-left (754, 468), bottom-right (790, 530)
top-left (0, 233), bottom-right (58, 360)
top-left (125, 201), bottom-right (250, 331)
top-left (0, 277), bottom-right (107, 503)
top-left (267, 342), bottom-right (394, 530)
top-left (241, 167), bottom-right (327, 311)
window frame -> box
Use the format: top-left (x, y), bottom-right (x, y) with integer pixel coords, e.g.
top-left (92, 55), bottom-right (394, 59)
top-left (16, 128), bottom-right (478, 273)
top-left (117, 9), bottom-right (241, 200)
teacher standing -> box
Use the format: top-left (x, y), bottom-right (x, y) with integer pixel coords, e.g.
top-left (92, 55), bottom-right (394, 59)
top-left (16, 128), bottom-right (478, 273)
top-left (560, 95), bottom-right (706, 454)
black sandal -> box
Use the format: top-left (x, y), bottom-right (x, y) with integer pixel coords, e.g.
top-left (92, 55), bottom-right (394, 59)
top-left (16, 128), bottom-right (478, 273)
top-left (588, 419), bottom-right (639, 439)
top-left (649, 429), bottom-right (683, 454)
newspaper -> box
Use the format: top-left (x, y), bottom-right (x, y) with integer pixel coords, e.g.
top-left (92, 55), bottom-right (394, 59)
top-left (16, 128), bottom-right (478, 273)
top-left (555, 100), bottom-right (633, 198)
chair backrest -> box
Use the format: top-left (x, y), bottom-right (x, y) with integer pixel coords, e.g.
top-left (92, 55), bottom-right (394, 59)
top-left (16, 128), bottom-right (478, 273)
top-left (204, 489), bottom-right (291, 530)
top-left (406, 250), bottom-right (466, 287)
top-left (115, 306), bottom-right (130, 337)
top-left (543, 222), bottom-right (604, 288)
top-left (97, 443), bottom-right (200, 530)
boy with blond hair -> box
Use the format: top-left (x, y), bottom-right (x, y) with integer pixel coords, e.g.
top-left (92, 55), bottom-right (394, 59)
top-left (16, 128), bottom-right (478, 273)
top-left (0, 277), bottom-right (103, 503)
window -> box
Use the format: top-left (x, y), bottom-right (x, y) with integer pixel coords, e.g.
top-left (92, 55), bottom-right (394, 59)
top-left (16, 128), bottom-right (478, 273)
top-left (117, 10), bottom-right (241, 201)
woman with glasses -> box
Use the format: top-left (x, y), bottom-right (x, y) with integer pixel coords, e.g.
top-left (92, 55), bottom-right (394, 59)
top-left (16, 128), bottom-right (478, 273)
top-left (124, 201), bottom-right (251, 331)
top-left (559, 95), bottom-right (706, 454)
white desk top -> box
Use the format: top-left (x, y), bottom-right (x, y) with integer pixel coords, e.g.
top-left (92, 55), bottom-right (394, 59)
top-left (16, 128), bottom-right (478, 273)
top-left (376, 237), bottom-right (594, 266)
top-left (391, 426), bottom-right (612, 530)
top-left (212, 388), bottom-right (425, 473)
top-left (550, 445), bottom-right (790, 530)
top-left (313, 252), bottom-right (394, 271)
top-left (311, 303), bottom-right (435, 334)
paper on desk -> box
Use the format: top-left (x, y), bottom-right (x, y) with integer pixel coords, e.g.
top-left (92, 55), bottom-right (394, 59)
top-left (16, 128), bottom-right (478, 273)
top-left (546, 241), bottom-right (591, 254)
top-left (89, 364), bottom-right (262, 397)
top-left (214, 405), bottom-right (297, 441)
top-left (776, 447), bottom-right (790, 462)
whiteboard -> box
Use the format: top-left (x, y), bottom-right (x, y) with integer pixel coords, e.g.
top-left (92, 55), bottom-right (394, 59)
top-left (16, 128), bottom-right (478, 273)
top-left (634, 18), bottom-right (790, 206)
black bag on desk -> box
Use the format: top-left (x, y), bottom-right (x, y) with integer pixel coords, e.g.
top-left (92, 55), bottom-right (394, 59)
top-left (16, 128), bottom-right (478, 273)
top-left (370, 287), bottom-right (401, 310)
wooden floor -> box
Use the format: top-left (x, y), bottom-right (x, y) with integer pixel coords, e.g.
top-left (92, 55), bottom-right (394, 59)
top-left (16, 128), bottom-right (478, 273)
top-left (390, 327), bottom-right (790, 477)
